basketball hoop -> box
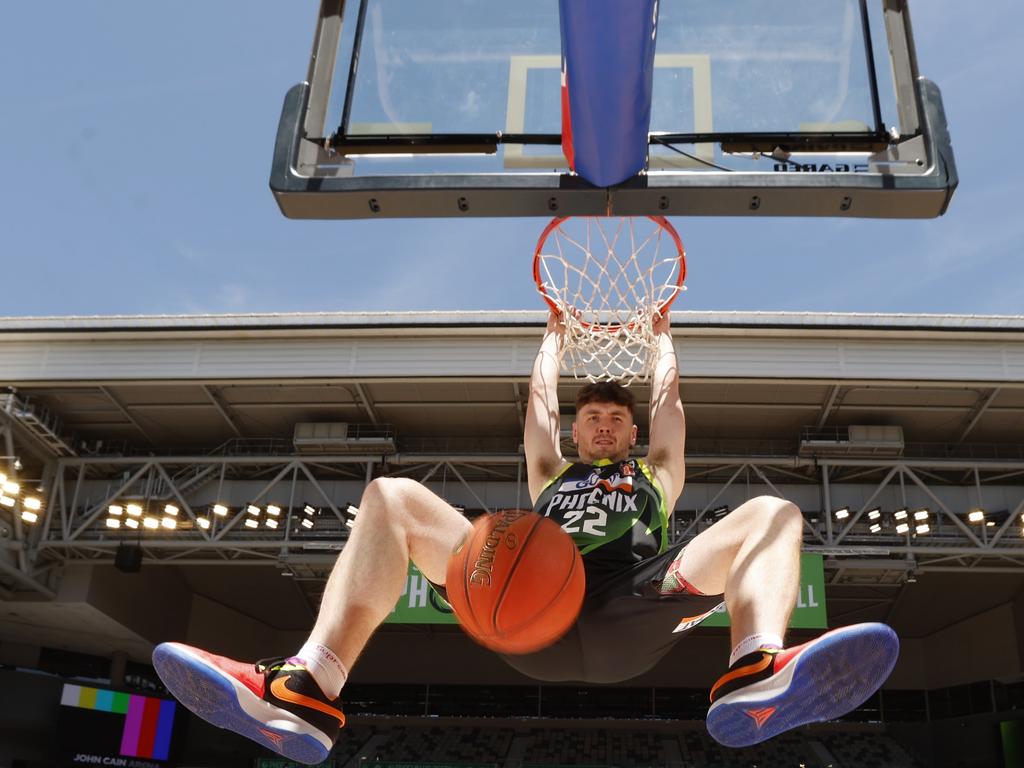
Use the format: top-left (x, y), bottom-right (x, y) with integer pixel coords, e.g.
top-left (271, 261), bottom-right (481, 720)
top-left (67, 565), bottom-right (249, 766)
top-left (533, 216), bottom-right (687, 385)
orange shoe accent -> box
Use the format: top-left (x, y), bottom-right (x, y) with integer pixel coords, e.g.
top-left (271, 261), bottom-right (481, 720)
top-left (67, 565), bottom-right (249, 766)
top-left (269, 676), bottom-right (346, 726)
top-left (709, 653), bottom-right (774, 701)
top-left (258, 727), bottom-right (285, 748)
top-left (744, 706), bottom-right (777, 728)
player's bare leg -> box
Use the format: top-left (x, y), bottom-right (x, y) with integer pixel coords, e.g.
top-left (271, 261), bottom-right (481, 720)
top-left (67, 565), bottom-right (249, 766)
top-left (308, 477), bottom-right (473, 670)
top-left (152, 477), bottom-right (472, 763)
top-left (667, 495), bottom-right (899, 748)
top-left (671, 494), bottom-right (802, 647)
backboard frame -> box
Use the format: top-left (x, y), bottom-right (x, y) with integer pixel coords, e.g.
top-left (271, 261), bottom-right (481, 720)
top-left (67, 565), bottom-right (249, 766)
top-left (270, 0), bottom-right (957, 220)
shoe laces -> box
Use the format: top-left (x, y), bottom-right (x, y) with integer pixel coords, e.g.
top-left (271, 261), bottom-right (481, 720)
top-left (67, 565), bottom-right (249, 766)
top-left (254, 656), bottom-right (291, 675)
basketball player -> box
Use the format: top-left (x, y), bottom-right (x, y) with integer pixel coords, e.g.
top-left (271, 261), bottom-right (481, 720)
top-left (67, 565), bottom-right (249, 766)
top-left (152, 311), bottom-right (898, 763)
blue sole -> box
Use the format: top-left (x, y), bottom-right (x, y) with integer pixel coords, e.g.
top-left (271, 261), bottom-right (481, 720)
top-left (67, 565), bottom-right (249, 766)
top-left (706, 623), bottom-right (899, 748)
top-left (152, 644), bottom-right (330, 765)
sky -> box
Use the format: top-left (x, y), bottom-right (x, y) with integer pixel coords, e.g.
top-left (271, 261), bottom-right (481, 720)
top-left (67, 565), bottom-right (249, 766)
top-left (1, 1), bottom-right (1020, 318)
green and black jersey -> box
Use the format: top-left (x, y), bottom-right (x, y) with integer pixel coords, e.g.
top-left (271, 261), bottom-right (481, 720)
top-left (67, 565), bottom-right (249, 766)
top-left (532, 458), bottom-right (670, 575)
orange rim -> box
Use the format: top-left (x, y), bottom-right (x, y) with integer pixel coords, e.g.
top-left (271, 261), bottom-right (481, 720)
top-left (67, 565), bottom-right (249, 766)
top-left (532, 216), bottom-right (686, 332)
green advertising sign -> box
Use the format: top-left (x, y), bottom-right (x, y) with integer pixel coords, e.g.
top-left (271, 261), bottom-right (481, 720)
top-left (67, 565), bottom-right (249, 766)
top-left (699, 552), bottom-right (827, 629)
top-left (384, 564), bottom-right (458, 624)
top-left (386, 553), bottom-right (827, 629)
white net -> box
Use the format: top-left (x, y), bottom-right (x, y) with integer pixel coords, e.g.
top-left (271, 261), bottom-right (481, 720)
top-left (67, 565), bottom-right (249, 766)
top-left (533, 216), bottom-right (686, 386)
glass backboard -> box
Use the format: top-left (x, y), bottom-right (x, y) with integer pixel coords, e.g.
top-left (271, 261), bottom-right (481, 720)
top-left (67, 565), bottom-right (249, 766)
top-left (270, 0), bottom-right (956, 219)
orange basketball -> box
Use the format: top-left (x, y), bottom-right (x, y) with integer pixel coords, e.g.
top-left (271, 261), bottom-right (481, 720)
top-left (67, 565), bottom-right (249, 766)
top-left (445, 509), bottom-right (585, 655)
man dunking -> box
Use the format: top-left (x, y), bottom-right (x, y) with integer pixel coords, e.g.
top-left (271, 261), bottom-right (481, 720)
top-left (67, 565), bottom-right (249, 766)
top-left (153, 311), bottom-right (898, 762)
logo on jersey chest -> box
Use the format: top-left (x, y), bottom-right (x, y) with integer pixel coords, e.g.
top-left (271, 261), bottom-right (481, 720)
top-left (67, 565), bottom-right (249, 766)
top-left (561, 468), bottom-right (635, 493)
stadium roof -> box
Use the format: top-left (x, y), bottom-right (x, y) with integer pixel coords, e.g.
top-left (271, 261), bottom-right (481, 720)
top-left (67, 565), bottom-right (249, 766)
top-left (2, 309), bottom-right (1024, 333)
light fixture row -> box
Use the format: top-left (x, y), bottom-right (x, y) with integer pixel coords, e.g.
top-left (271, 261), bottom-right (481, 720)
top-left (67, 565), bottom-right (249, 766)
top-left (103, 501), bottom-right (323, 532)
top-left (1, 470), bottom-right (46, 525)
top-left (832, 506), bottom-right (1024, 535)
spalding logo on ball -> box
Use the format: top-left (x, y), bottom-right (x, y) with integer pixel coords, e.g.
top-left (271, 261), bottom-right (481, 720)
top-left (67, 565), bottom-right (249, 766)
top-left (446, 509), bottom-right (586, 655)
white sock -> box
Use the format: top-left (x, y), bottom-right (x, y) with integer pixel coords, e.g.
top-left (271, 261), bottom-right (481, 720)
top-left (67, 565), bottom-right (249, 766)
top-left (729, 632), bottom-right (784, 668)
top-left (295, 641), bottom-right (348, 699)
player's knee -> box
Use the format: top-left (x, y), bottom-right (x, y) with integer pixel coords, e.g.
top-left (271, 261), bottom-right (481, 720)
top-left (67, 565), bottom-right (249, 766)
top-left (360, 477), bottom-right (418, 524)
top-left (750, 495), bottom-right (802, 530)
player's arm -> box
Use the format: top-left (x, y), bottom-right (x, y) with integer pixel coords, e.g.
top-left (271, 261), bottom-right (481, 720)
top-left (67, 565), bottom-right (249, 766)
top-left (525, 311), bottom-right (568, 504)
top-left (644, 311), bottom-right (686, 511)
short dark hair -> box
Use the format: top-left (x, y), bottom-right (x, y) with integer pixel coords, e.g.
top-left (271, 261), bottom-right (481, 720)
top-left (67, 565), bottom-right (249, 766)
top-left (575, 382), bottom-right (636, 420)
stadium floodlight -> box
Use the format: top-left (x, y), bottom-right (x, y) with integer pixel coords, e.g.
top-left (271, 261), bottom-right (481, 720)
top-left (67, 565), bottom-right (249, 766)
top-left (265, 518), bottom-right (279, 529)
top-left (23, 497), bottom-right (42, 511)
top-left (244, 518), bottom-right (259, 529)
top-left (987, 521), bottom-right (995, 527)
top-left (894, 509), bottom-right (908, 520)
top-left (109, 504), bottom-right (124, 516)
top-left (915, 523), bottom-right (930, 534)
top-left (913, 509), bottom-right (929, 521)
top-left (143, 517), bottom-right (159, 530)
top-left (2, 481), bottom-right (19, 495)
top-left (213, 504), bottom-right (229, 516)
top-left (301, 518), bottom-right (314, 529)
top-left (247, 504), bottom-right (261, 516)
top-left (968, 509), bottom-right (985, 523)
top-left (164, 504), bottom-right (179, 516)
top-left (867, 508), bottom-right (881, 520)
top-left (21, 510), bottom-right (39, 524)
top-left (869, 523), bottom-right (882, 533)
top-left (346, 504), bottom-right (360, 518)
top-left (125, 518), bottom-right (139, 529)
top-left (896, 522), bottom-right (910, 534)
top-left (161, 517), bottom-right (177, 530)
top-left (267, 505), bottom-right (281, 517)
top-left (303, 504), bottom-right (316, 516)
top-left (105, 517), bottom-right (121, 529)
top-left (126, 504), bottom-right (143, 517)
top-left (834, 507), bottom-right (849, 520)
top-left (198, 517), bottom-right (211, 530)
top-left (0, 496), bottom-right (15, 508)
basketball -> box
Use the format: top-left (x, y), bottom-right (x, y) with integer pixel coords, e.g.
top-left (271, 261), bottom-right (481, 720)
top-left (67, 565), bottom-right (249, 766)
top-left (445, 509), bottom-right (585, 655)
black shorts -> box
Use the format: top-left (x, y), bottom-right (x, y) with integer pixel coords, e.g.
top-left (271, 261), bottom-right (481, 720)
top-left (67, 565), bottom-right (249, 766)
top-left (437, 541), bottom-right (725, 685)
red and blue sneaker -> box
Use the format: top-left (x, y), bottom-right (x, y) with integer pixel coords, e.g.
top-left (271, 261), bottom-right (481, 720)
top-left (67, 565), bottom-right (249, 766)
top-left (153, 642), bottom-right (344, 765)
top-left (706, 622), bottom-right (899, 748)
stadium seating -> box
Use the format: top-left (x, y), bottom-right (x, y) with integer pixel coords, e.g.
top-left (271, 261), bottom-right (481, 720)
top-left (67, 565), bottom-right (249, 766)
top-left (342, 721), bottom-right (924, 768)
top-left (820, 731), bottom-right (918, 768)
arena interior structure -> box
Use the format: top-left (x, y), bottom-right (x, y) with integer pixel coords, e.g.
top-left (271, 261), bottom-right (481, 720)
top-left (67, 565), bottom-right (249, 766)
top-left (1, 310), bottom-right (1023, 768)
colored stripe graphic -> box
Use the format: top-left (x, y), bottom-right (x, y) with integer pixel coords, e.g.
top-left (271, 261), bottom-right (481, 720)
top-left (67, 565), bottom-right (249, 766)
top-left (152, 699), bottom-right (177, 760)
top-left (80, 685), bottom-right (98, 709)
top-left (120, 694), bottom-right (144, 756)
top-left (112, 691), bottom-right (130, 714)
top-left (137, 694), bottom-right (161, 758)
top-left (61, 684), bottom-right (81, 707)
top-left (60, 683), bottom-right (175, 760)
top-left (95, 688), bottom-right (114, 712)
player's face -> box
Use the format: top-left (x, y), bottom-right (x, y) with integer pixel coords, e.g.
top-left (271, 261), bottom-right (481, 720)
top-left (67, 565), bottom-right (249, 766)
top-left (573, 401), bottom-right (638, 462)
